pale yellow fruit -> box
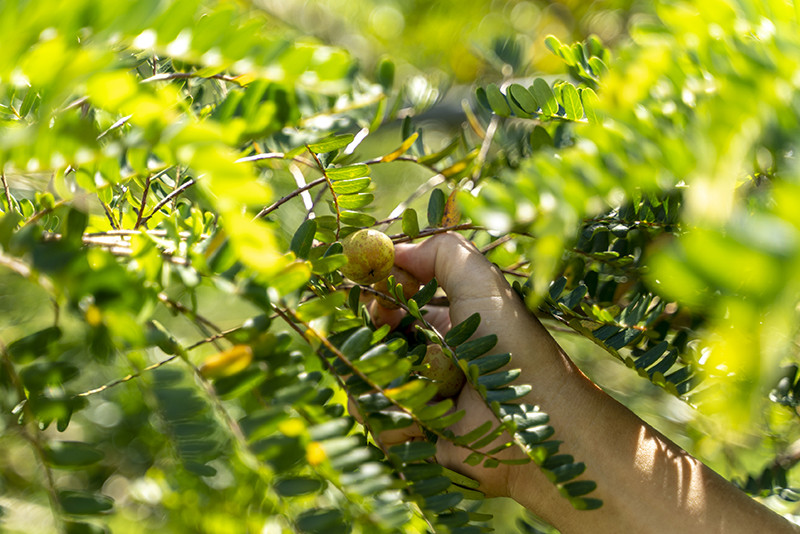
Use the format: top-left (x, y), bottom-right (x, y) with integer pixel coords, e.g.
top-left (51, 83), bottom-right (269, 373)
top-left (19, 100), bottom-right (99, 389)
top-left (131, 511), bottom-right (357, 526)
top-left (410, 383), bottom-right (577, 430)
top-left (372, 266), bottom-right (420, 309)
top-left (419, 344), bottom-right (466, 398)
top-left (340, 229), bottom-right (395, 285)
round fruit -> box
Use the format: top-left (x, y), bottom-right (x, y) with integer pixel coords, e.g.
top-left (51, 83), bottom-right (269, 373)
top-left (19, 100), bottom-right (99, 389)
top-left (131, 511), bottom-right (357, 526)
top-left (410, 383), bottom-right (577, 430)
top-left (340, 229), bottom-right (395, 285)
top-left (419, 344), bottom-right (466, 398)
top-left (372, 266), bottom-right (420, 309)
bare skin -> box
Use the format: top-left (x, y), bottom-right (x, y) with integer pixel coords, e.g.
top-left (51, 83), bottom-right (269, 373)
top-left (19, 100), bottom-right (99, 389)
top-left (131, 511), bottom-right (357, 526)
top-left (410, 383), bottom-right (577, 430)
top-left (367, 232), bottom-right (798, 534)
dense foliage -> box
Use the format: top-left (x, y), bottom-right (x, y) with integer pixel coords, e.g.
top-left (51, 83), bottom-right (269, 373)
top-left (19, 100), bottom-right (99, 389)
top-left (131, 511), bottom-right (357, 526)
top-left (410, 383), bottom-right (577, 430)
top-left (1, 0), bottom-right (799, 532)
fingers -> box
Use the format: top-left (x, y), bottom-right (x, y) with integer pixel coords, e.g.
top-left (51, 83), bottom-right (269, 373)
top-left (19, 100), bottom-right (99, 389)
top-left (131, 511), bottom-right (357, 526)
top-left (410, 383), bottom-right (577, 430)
top-left (394, 233), bottom-right (533, 339)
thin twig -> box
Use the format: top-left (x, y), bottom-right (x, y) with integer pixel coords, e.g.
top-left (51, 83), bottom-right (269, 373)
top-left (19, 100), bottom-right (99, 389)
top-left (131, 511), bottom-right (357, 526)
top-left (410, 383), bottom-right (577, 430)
top-left (479, 234), bottom-right (513, 254)
top-left (1, 171), bottom-right (13, 213)
top-left (139, 177), bottom-right (196, 227)
top-left (306, 147), bottom-right (340, 238)
top-left (100, 201), bottom-right (119, 230)
top-left (75, 354), bottom-right (182, 398)
top-left (389, 223), bottom-right (482, 244)
top-left (253, 176), bottom-right (326, 220)
top-left (235, 152), bottom-right (316, 169)
top-left (133, 174), bottom-right (152, 230)
top-left (140, 72), bottom-right (243, 84)
top-left (157, 292), bottom-right (222, 334)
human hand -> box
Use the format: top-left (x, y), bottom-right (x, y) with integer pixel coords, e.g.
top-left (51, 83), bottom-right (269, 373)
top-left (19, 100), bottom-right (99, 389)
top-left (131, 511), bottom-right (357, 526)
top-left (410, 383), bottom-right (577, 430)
top-left (366, 232), bottom-right (563, 498)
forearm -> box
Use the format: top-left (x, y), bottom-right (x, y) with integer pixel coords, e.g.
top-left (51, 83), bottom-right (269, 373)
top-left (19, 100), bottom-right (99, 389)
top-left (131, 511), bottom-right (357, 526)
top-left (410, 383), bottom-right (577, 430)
top-left (508, 321), bottom-right (799, 534)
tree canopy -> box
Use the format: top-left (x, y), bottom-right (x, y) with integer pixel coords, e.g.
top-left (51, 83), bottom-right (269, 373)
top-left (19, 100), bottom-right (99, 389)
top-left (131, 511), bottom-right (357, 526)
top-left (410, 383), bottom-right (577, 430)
top-left (1, 0), bottom-right (799, 532)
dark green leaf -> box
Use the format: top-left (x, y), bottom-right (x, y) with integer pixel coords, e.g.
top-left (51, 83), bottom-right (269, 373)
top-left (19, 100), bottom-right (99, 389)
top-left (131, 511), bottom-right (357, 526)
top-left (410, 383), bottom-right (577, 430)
top-left (561, 480), bottom-right (597, 497)
top-left (485, 385), bottom-right (531, 403)
top-left (550, 462), bottom-right (585, 483)
top-left (470, 352), bottom-right (511, 375)
top-left (377, 57), bottom-right (395, 90)
top-left (403, 462), bottom-right (443, 480)
top-left (410, 475), bottom-right (451, 497)
top-left (296, 508), bottom-right (344, 533)
top-left (445, 312), bottom-right (481, 346)
top-left (8, 326), bottom-right (62, 363)
top-left (389, 441), bottom-right (436, 463)
top-left (275, 477), bottom-right (324, 496)
top-left (58, 491), bottom-right (113, 515)
top-left (427, 188), bottom-right (446, 227)
top-left (634, 341), bottom-right (669, 370)
top-left (455, 335), bottom-right (497, 361)
top-left (291, 219), bottom-right (316, 259)
top-left (64, 521), bottom-right (109, 534)
top-left (45, 441), bottom-right (103, 469)
top-left (478, 369), bottom-right (520, 389)
top-left (411, 277), bottom-right (438, 308)
top-left (423, 492), bottom-right (463, 513)
top-left (348, 285), bottom-right (361, 314)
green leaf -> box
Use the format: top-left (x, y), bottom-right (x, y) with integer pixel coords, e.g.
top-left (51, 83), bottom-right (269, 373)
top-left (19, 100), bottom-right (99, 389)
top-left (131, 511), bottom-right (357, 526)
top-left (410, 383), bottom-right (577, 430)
top-left (58, 491), bottom-right (114, 515)
top-left (389, 441), bottom-right (436, 463)
top-left (274, 477), bottom-right (324, 496)
top-left (411, 277), bottom-right (438, 307)
top-left (311, 254), bottom-right (347, 275)
top-left (337, 193), bottom-right (374, 210)
top-left (339, 211), bottom-right (377, 227)
top-left (296, 292), bottom-right (346, 322)
top-left (348, 285), bottom-right (361, 314)
top-left (340, 327), bottom-right (374, 359)
top-left (327, 164), bottom-right (370, 181)
top-left (19, 88), bottom-right (39, 117)
top-left (508, 84), bottom-right (538, 114)
top-left (423, 492), bottom-right (463, 513)
top-left (558, 83), bottom-right (582, 120)
top-left (561, 480), bottom-right (597, 497)
top-left (532, 78), bottom-right (558, 116)
top-left (470, 352), bottom-right (511, 375)
top-left (8, 326), bottom-right (62, 363)
top-left (45, 441), bottom-right (103, 469)
top-left (477, 369), bottom-right (520, 389)
top-left (427, 188), bottom-right (446, 227)
top-left (445, 312), bottom-right (481, 346)
top-left (580, 87), bottom-right (600, 123)
top-left (331, 177), bottom-right (371, 194)
top-left (484, 84), bottom-right (510, 117)
top-left (291, 219), bottom-right (317, 259)
top-left (307, 134), bottom-right (355, 154)
top-left (455, 335), bottom-right (497, 361)
top-left (296, 508), bottom-right (344, 533)
top-left (550, 462), bottom-right (586, 483)
top-left (410, 475), bottom-right (451, 497)
top-left (530, 125), bottom-right (553, 151)
top-left (518, 424), bottom-right (555, 443)
top-left (402, 208), bottom-right (420, 238)
top-left (377, 57), bottom-right (395, 90)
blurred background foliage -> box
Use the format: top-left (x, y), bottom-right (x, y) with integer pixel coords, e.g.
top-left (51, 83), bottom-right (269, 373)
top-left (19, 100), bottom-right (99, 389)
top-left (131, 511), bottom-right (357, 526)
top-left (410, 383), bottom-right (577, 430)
top-left (1, 0), bottom-right (800, 532)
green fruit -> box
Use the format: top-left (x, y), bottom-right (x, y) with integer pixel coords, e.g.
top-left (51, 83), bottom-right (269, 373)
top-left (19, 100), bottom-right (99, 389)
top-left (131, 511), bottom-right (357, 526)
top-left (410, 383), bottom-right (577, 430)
top-left (340, 229), bottom-right (395, 285)
top-left (419, 344), bottom-right (465, 398)
top-left (372, 266), bottom-right (420, 309)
